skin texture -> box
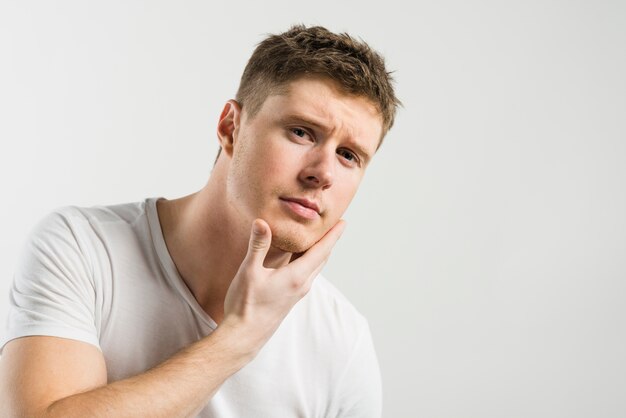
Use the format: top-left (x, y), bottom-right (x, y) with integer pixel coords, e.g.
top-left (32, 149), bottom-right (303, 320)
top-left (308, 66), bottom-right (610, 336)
top-left (0, 76), bottom-right (383, 417)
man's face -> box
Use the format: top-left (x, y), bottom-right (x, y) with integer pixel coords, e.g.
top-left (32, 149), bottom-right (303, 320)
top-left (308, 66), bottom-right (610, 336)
top-left (226, 77), bottom-right (383, 253)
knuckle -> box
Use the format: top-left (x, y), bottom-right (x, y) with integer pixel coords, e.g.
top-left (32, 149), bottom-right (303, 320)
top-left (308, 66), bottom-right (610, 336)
top-left (289, 278), bottom-right (301, 292)
top-left (299, 281), bottom-right (312, 297)
top-left (250, 239), bottom-right (267, 252)
top-left (289, 276), bottom-right (311, 297)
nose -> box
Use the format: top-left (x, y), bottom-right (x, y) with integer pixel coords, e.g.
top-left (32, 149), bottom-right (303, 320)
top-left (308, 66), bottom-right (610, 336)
top-left (299, 148), bottom-right (334, 190)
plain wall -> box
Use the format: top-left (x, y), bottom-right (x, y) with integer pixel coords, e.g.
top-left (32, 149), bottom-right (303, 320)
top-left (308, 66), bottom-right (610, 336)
top-left (1, 1), bottom-right (625, 417)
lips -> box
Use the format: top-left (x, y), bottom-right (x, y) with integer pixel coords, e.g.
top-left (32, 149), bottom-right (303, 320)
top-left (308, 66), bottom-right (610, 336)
top-left (279, 197), bottom-right (321, 220)
top-left (280, 197), bottom-right (320, 214)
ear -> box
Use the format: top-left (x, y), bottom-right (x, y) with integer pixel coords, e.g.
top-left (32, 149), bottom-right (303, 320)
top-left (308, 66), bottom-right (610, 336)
top-left (216, 99), bottom-right (242, 157)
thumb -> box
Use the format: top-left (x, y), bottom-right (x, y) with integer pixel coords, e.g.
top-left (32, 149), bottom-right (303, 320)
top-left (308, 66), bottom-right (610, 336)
top-left (246, 218), bottom-right (272, 266)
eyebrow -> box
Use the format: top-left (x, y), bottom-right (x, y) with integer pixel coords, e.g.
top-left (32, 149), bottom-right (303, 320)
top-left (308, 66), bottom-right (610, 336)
top-left (281, 113), bottom-right (328, 132)
top-left (280, 113), bottom-right (373, 164)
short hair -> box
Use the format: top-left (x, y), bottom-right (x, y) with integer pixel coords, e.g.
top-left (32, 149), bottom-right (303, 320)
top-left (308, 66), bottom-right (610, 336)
top-left (236, 24), bottom-right (400, 138)
top-left (215, 25), bottom-right (400, 165)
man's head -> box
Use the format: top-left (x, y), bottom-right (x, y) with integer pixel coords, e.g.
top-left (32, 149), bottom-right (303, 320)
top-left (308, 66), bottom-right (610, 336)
top-left (235, 25), bottom-right (400, 141)
top-left (215, 25), bottom-right (399, 254)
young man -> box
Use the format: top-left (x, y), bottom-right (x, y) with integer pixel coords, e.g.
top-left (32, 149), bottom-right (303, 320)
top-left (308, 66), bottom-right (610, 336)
top-left (0, 25), bottom-right (399, 417)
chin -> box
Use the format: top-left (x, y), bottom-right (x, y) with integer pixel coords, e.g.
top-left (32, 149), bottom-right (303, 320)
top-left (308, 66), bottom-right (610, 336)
top-left (269, 223), bottom-right (319, 253)
top-left (270, 233), bottom-right (313, 254)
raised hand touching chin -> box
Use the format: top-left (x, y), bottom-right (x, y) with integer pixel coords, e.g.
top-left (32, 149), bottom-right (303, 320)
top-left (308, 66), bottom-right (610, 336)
top-left (220, 218), bottom-right (346, 356)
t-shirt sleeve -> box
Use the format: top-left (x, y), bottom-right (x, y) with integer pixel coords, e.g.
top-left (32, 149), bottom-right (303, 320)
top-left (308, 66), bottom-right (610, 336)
top-left (1, 210), bottom-right (100, 353)
top-left (333, 321), bottom-right (383, 418)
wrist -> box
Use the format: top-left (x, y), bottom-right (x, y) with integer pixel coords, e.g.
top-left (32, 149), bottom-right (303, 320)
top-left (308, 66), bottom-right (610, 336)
top-left (213, 317), bottom-right (263, 363)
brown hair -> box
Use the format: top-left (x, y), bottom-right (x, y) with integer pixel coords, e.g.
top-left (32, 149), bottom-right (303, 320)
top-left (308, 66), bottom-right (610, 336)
top-left (214, 25), bottom-right (400, 165)
top-left (236, 25), bottom-right (400, 139)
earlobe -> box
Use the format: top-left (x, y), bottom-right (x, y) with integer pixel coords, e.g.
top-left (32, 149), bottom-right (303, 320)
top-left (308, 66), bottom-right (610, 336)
top-left (216, 100), bottom-right (242, 157)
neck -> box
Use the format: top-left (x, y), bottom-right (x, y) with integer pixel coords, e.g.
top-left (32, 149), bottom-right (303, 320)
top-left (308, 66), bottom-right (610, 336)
top-left (156, 166), bottom-right (292, 324)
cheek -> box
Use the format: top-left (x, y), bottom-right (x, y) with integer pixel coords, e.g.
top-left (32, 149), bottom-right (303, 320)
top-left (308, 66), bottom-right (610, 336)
top-left (258, 142), bottom-right (309, 185)
top-left (229, 137), bottom-right (294, 200)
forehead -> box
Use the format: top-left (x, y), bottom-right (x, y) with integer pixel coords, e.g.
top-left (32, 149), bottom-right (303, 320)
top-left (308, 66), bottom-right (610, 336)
top-left (252, 77), bottom-right (384, 153)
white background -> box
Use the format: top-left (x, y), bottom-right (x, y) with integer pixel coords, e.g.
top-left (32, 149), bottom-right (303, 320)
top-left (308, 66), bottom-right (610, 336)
top-left (1, 1), bottom-right (625, 417)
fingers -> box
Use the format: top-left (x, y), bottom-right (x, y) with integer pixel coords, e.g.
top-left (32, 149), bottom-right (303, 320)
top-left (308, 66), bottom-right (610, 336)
top-left (245, 219), bottom-right (272, 267)
top-left (289, 220), bottom-right (346, 275)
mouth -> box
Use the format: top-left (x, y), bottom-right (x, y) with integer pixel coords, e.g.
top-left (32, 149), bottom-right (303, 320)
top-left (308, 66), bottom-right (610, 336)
top-left (279, 197), bottom-right (321, 220)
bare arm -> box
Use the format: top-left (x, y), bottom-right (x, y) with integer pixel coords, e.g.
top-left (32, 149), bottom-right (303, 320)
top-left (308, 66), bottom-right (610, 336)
top-left (0, 219), bottom-right (345, 418)
top-left (0, 326), bottom-right (253, 418)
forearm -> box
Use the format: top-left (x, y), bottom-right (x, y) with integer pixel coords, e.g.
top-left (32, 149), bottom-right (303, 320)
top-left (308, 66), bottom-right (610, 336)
top-left (43, 325), bottom-right (255, 418)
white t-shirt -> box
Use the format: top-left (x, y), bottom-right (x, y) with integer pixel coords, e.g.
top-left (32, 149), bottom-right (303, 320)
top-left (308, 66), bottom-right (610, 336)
top-left (1, 198), bottom-right (382, 417)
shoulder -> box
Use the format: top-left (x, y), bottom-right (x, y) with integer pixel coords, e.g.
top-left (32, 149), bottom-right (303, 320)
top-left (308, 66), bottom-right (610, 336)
top-left (28, 200), bottom-right (150, 248)
top-left (307, 275), bottom-right (366, 321)
top-left (41, 200), bottom-right (149, 230)
top-left (18, 199), bottom-right (154, 287)
top-left (3, 199), bottom-right (158, 351)
top-left (297, 275), bottom-right (371, 351)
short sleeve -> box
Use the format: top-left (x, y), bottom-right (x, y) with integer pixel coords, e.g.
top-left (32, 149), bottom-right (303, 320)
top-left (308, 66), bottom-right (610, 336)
top-left (0, 209), bottom-right (101, 353)
top-left (333, 321), bottom-right (383, 418)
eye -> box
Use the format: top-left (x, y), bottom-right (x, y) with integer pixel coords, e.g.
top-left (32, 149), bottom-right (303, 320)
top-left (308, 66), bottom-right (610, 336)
top-left (337, 148), bottom-right (359, 165)
top-left (292, 128), bottom-right (306, 137)
top-left (290, 128), bottom-right (312, 141)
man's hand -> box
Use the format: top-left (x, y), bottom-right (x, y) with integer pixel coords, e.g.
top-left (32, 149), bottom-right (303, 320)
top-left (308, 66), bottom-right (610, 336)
top-left (222, 219), bottom-right (346, 352)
